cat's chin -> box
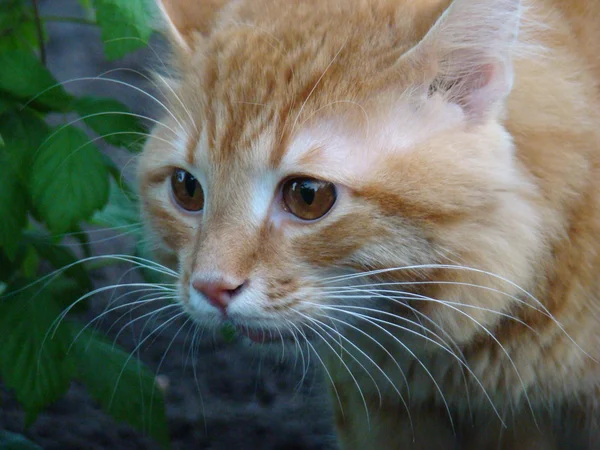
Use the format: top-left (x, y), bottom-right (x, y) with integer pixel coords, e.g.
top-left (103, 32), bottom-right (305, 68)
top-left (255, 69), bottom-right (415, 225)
top-left (235, 324), bottom-right (300, 345)
top-left (238, 327), bottom-right (276, 343)
top-left (184, 313), bottom-right (302, 345)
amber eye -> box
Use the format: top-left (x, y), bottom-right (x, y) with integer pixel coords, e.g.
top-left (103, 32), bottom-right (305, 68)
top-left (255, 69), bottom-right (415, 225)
top-left (282, 177), bottom-right (337, 220)
top-left (171, 169), bottom-right (204, 212)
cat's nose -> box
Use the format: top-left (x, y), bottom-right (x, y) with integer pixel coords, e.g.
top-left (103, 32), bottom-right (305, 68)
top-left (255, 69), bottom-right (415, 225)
top-left (191, 278), bottom-right (245, 313)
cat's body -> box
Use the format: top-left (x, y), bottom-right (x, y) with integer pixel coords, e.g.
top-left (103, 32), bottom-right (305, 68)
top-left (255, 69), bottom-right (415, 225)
top-left (140, 0), bottom-right (600, 448)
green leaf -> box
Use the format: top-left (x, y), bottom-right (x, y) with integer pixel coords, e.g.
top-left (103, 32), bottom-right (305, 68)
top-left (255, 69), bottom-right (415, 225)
top-left (24, 231), bottom-right (93, 292)
top-left (92, 179), bottom-right (140, 229)
top-left (20, 245), bottom-right (39, 279)
top-left (0, 292), bottom-right (75, 425)
top-left (77, 0), bottom-right (94, 11)
top-left (0, 249), bottom-right (17, 282)
top-left (0, 0), bottom-right (22, 27)
top-left (40, 276), bottom-right (89, 313)
top-left (0, 3), bottom-right (40, 53)
top-left (30, 126), bottom-right (110, 234)
top-left (0, 250), bottom-right (9, 281)
top-left (0, 161), bottom-right (28, 259)
top-left (220, 321), bottom-right (238, 343)
top-left (0, 133), bottom-right (4, 147)
top-left (0, 50), bottom-right (72, 110)
top-left (93, 0), bottom-right (155, 60)
top-left (71, 328), bottom-right (170, 449)
top-left (0, 109), bottom-right (50, 179)
top-left (74, 96), bottom-right (147, 150)
top-left (0, 22), bottom-right (39, 54)
top-left (0, 430), bottom-right (42, 450)
top-left (0, 97), bottom-right (12, 115)
top-left (0, 110), bottom-right (49, 258)
top-left (0, 241), bottom-right (40, 284)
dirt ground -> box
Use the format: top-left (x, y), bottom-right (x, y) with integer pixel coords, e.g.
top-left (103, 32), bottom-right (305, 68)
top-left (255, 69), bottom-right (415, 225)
top-left (0, 1), bottom-right (336, 448)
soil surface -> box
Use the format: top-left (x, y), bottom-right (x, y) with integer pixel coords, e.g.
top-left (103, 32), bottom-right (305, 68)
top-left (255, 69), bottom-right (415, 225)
top-left (0, 1), bottom-right (336, 448)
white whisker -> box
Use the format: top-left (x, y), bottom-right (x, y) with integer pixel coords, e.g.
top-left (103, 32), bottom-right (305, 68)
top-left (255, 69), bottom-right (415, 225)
top-left (23, 76), bottom-right (186, 133)
top-left (3, 254), bottom-right (178, 300)
top-left (287, 320), bottom-right (345, 420)
top-left (319, 304), bottom-right (505, 427)
top-left (70, 295), bottom-right (177, 351)
top-left (299, 311), bottom-right (383, 407)
top-left (112, 303), bottom-right (181, 345)
top-left (150, 317), bottom-right (192, 418)
top-left (290, 37), bottom-right (348, 136)
top-left (98, 66), bottom-right (199, 135)
top-left (43, 223), bottom-right (142, 240)
top-left (108, 310), bottom-right (186, 410)
top-left (40, 111), bottom-right (176, 152)
top-left (325, 289), bottom-right (536, 334)
top-left (308, 303), bottom-right (455, 431)
top-left (321, 264), bottom-right (594, 363)
top-left (310, 310), bottom-right (413, 430)
top-left (324, 280), bottom-right (546, 317)
top-left (298, 318), bottom-right (371, 429)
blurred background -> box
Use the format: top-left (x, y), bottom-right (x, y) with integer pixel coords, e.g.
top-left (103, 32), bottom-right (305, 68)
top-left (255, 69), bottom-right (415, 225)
top-left (0, 1), bottom-right (334, 448)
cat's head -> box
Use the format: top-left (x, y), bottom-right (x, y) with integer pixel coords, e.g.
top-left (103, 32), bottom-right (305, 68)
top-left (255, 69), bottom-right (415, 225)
top-left (138, 0), bottom-right (543, 346)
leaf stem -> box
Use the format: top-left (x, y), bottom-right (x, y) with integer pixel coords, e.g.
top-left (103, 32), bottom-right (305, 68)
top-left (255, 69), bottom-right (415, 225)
top-left (31, 0), bottom-right (46, 66)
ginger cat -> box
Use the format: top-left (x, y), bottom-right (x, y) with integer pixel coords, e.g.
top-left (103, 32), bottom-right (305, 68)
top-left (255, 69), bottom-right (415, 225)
top-left (139, 0), bottom-right (600, 448)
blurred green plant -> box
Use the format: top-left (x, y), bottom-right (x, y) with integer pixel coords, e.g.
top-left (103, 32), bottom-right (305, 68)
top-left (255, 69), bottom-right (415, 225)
top-left (0, 0), bottom-right (170, 447)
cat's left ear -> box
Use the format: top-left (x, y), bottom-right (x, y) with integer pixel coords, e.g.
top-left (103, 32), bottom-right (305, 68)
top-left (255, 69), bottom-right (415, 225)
top-left (404, 0), bottom-right (522, 121)
top-left (155, 0), bottom-right (229, 53)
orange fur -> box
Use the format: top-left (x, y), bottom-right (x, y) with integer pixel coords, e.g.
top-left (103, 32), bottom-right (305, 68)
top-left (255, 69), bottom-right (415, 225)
top-left (139, 0), bottom-right (600, 447)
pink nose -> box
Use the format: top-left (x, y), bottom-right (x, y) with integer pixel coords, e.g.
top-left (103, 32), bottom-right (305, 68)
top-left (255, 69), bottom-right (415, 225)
top-left (191, 278), bottom-right (245, 313)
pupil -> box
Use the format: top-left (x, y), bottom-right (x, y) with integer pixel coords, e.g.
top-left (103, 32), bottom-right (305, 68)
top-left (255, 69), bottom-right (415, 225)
top-left (300, 182), bottom-right (315, 205)
top-left (184, 174), bottom-right (196, 197)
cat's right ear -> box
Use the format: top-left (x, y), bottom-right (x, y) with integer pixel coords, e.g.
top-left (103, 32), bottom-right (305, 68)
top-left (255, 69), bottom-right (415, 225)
top-left (403, 0), bottom-right (522, 122)
top-left (155, 0), bottom-right (228, 53)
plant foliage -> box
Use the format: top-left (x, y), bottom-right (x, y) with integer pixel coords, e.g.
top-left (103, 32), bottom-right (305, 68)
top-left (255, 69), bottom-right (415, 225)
top-left (0, 0), bottom-right (169, 447)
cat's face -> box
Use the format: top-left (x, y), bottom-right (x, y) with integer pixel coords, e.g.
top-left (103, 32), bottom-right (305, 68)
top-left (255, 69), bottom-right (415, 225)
top-left (139, 0), bottom-right (543, 346)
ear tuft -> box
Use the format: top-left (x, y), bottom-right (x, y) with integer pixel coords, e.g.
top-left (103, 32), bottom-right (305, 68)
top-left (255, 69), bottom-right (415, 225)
top-left (156, 0), bottom-right (229, 53)
top-left (408, 0), bottom-right (522, 120)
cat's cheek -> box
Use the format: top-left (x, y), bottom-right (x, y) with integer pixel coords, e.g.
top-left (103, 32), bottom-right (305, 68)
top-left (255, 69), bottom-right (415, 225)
top-left (291, 211), bottom-right (388, 268)
top-left (141, 189), bottom-right (201, 254)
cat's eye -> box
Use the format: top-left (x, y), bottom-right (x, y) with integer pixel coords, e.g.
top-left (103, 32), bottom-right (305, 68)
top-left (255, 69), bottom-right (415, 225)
top-left (171, 169), bottom-right (204, 212)
top-left (282, 177), bottom-right (336, 221)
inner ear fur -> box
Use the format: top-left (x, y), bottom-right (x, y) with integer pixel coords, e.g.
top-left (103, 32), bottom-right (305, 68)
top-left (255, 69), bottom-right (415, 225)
top-left (403, 0), bottom-right (522, 120)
